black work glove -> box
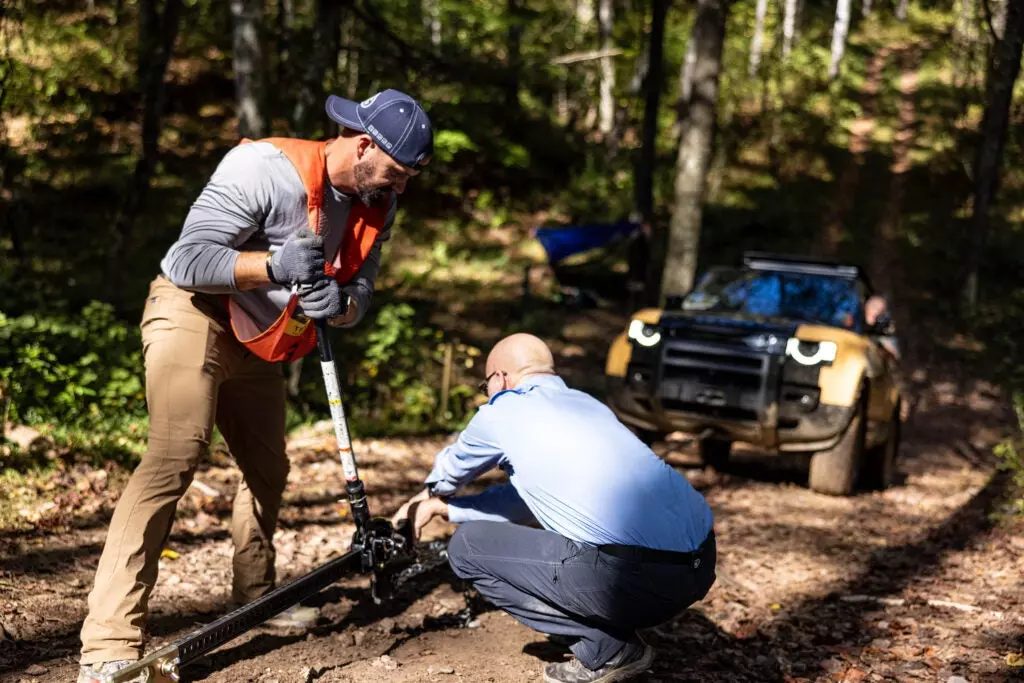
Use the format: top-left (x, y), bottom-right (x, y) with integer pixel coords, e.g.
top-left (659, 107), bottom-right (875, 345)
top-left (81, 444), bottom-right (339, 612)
top-left (298, 277), bottom-right (348, 320)
top-left (270, 228), bottom-right (325, 285)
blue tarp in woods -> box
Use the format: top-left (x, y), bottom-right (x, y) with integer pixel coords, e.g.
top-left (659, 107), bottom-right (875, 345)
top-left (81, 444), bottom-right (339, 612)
top-left (533, 221), bottom-right (639, 264)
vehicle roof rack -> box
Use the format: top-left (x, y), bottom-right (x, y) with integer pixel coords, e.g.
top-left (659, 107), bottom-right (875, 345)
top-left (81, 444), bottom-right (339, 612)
top-left (741, 251), bottom-right (873, 291)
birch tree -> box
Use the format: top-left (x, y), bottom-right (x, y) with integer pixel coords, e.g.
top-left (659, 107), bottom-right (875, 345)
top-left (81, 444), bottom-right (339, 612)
top-left (829, 0), bottom-right (851, 79)
top-left (598, 0), bottom-right (615, 136)
top-left (231, 0), bottom-right (267, 139)
top-left (963, 0), bottom-right (1024, 311)
top-left (782, 0), bottom-right (797, 57)
top-left (749, 0), bottom-right (768, 76)
top-left (659, 0), bottom-right (729, 298)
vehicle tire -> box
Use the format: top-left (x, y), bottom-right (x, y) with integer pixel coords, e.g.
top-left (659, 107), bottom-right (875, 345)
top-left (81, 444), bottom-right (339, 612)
top-left (698, 438), bottom-right (732, 471)
top-left (808, 389), bottom-right (867, 496)
top-left (860, 401), bottom-right (901, 491)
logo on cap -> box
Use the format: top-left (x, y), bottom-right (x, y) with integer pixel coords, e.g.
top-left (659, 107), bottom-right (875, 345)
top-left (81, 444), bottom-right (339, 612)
top-left (360, 94), bottom-right (379, 109)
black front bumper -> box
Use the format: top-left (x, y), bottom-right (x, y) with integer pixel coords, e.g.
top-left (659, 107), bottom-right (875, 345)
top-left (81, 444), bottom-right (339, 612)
top-left (612, 338), bottom-right (853, 451)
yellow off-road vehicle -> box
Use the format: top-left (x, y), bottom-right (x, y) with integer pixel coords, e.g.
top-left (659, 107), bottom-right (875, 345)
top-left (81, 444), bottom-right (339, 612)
top-left (606, 252), bottom-right (903, 496)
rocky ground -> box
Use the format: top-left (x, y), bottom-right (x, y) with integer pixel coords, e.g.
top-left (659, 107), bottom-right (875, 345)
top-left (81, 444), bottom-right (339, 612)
top-left (1, 367), bottom-right (1022, 683)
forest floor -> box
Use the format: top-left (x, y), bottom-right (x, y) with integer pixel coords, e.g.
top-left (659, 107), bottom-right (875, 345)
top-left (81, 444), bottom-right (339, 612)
top-left (1, 336), bottom-right (1022, 683)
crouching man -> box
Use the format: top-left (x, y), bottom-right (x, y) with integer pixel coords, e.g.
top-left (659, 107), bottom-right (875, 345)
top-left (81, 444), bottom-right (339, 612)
top-left (392, 333), bottom-right (716, 683)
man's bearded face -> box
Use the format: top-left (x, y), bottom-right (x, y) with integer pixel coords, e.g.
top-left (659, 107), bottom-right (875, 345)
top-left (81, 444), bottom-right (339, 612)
top-left (353, 157), bottom-right (388, 207)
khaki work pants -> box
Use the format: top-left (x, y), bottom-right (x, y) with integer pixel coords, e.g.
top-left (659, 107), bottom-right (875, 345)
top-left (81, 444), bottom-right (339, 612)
top-left (80, 276), bottom-right (289, 664)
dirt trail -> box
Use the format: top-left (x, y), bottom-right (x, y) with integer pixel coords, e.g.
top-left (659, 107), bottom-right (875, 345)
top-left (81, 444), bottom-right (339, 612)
top-left (1, 367), bottom-right (1021, 683)
top-left (817, 47), bottom-right (890, 258)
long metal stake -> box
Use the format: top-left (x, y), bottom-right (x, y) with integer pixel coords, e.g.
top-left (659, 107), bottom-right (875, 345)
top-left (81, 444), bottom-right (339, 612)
top-left (315, 319), bottom-right (371, 531)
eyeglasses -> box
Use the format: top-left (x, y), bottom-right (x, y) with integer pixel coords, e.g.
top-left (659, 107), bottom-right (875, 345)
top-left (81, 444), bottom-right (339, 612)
top-left (477, 370), bottom-right (506, 394)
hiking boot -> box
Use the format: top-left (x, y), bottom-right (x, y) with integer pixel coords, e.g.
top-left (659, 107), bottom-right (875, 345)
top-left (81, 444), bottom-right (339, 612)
top-left (543, 641), bottom-right (655, 683)
top-left (264, 603), bottom-right (320, 630)
top-left (77, 660), bottom-right (138, 683)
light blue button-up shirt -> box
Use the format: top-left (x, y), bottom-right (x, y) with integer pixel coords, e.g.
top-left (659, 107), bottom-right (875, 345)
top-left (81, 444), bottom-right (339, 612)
top-left (425, 375), bottom-right (714, 552)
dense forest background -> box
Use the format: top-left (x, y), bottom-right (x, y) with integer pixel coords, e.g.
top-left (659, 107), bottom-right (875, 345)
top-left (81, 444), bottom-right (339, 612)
top-left (0, 0), bottom-right (1022, 465)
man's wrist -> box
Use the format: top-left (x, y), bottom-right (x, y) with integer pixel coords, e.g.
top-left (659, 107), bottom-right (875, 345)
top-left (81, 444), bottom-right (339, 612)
top-left (265, 252), bottom-right (278, 284)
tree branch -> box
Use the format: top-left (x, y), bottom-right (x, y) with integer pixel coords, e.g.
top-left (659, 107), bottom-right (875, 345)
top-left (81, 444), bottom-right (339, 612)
top-left (550, 48), bottom-right (624, 65)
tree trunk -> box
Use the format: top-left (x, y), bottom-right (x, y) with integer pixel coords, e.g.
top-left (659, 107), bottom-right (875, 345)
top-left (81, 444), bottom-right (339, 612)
top-left (659, 0), bottom-right (729, 299)
top-left (783, 0), bottom-right (797, 57)
top-left (749, 0), bottom-right (768, 76)
top-left (293, 0), bottom-right (344, 137)
top-left (829, 0), bottom-right (851, 79)
top-left (597, 0), bottom-right (615, 137)
top-left (896, 0), bottom-right (909, 20)
top-left (507, 0), bottom-right (523, 112)
top-left (608, 27), bottom-right (648, 150)
top-left (993, 0), bottom-right (1008, 37)
top-left (108, 0), bottom-right (184, 309)
top-left (634, 0), bottom-right (669, 225)
top-left (276, 0), bottom-right (294, 92)
top-left (962, 0), bottom-right (1024, 312)
top-left (231, 0), bottom-right (267, 139)
top-left (680, 34), bottom-right (697, 101)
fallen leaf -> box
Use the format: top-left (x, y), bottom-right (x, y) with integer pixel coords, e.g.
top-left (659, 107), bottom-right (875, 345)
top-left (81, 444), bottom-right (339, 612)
top-left (1006, 652), bottom-right (1024, 667)
top-left (161, 549), bottom-right (180, 560)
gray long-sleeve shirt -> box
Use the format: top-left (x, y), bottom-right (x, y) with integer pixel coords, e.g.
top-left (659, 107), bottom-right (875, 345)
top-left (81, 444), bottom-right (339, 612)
top-left (160, 141), bottom-right (396, 329)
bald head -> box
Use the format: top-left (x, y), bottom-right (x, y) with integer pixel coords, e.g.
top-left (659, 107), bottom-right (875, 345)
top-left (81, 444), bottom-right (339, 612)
top-left (484, 333), bottom-right (555, 394)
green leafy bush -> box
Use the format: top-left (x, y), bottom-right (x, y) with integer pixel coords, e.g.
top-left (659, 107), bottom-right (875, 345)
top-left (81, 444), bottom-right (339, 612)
top-left (0, 302), bottom-right (148, 467)
top-left (0, 302), bottom-right (146, 431)
top-left (994, 393), bottom-right (1024, 514)
top-left (340, 302), bottom-right (482, 435)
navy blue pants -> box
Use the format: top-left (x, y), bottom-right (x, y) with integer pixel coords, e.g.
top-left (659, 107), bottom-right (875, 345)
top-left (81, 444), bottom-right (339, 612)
top-left (447, 521), bottom-right (716, 669)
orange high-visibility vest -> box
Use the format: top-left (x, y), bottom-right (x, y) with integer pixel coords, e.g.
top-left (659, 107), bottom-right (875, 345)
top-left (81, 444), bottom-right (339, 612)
top-left (226, 137), bottom-right (389, 363)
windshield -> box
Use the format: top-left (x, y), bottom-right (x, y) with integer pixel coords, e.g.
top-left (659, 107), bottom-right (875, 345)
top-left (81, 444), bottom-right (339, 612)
top-left (681, 267), bottom-right (864, 330)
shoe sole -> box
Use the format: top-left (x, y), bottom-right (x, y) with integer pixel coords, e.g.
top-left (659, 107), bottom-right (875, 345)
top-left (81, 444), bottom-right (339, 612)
top-left (542, 647), bottom-right (655, 683)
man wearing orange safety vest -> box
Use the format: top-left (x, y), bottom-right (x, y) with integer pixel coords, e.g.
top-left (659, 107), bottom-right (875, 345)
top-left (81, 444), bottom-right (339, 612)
top-left (77, 89), bottom-right (433, 683)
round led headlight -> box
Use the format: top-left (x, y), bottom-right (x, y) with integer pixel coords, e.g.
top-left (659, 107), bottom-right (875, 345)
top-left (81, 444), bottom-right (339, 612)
top-left (628, 319), bottom-right (662, 347)
top-left (785, 338), bottom-right (838, 366)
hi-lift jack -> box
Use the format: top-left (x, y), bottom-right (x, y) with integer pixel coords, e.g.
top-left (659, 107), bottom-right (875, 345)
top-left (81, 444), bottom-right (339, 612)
top-left (104, 320), bottom-right (444, 683)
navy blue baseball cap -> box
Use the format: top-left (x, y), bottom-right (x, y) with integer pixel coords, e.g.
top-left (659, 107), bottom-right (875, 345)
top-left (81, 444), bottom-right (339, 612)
top-left (325, 89), bottom-right (433, 168)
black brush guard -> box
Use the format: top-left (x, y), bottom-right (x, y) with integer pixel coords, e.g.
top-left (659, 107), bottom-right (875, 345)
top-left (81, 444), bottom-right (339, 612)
top-left (104, 320), bottom-right (443, 683)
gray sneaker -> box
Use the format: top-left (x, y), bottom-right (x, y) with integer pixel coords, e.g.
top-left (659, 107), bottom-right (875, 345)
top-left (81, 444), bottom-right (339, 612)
top-left (77, 660), bottom-right (137, 683)
top-left (543, 641), bottom-right (655, 683)
top-left (264, 603), bottom-right (320, 630)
